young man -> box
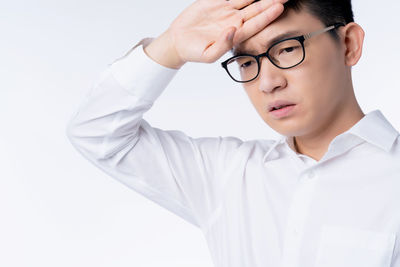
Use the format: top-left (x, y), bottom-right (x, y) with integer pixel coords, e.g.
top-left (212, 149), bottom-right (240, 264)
top-left (66, 0), bottom-right (400, 266)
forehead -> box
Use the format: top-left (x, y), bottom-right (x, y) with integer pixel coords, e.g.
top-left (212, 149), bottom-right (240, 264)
top-left (232, 8), bottom-right (324, 55)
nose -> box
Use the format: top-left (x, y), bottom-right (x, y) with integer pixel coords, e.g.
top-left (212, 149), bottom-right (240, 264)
top-left (257, 56), bottom-right (287, 94)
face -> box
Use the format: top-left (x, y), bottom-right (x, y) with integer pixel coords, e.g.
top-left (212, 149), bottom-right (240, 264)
top-left (235, 8), bottom-right (352, 138)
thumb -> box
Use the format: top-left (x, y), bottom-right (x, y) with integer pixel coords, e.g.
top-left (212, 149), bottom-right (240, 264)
top-left (201, 26), bottom-right (237, 63)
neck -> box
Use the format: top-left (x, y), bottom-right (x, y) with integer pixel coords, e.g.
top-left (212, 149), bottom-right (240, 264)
top-left (293, 95), bottom-right (365, 162)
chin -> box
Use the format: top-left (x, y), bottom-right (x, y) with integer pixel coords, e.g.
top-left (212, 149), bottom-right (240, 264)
top-left (271, 122), bottom-right (309, 138)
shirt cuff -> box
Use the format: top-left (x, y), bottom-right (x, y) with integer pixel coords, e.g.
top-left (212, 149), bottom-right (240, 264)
top-left (109, 37), bottom-right (179, 103)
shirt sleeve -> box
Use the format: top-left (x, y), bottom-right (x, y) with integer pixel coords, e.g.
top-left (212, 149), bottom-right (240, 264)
top-left (65, 37), bottom-right (245, 230)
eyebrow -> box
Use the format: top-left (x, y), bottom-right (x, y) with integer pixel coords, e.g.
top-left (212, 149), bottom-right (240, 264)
top-left (231, 30), bottom-right (303, 56)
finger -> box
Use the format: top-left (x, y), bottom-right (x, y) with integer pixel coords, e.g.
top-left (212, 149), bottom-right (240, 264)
top-left (233, 3), bottom-right (284, 44)
top-left (240, 0), bottom-right (288, 21)
top-left (228, 0), bottom-right (255, 10)
top-left (201, 26), bottom-right (237, 63)
top-left (229, 0), bottom-right (287, 11)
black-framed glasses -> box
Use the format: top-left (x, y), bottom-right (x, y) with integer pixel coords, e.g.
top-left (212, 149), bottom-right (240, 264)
top-left (221, 22), bottom-right (345, 83)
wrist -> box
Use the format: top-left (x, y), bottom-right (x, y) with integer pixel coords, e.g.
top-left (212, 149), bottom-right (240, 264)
top-left (144, 30), bottom-right (186, 69)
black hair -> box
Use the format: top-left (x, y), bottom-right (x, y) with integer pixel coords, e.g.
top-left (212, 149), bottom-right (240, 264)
top-left (252, 0), bottom-right (354, 42)
top-left (283, 0), bottom-right (354, 42)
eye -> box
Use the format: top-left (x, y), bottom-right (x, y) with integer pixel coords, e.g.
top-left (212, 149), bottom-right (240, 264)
top-left (240, 60), bottom-right (254, 68)
top-left (279, 46), bottom-right (301, 55)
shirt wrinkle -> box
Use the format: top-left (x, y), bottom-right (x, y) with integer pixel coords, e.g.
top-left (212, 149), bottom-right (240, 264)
top-left (66, 37), bottom-right (400, 267)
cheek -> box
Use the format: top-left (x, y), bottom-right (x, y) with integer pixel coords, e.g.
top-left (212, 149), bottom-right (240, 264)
top-left (292, 44), bottom-right (343, 111)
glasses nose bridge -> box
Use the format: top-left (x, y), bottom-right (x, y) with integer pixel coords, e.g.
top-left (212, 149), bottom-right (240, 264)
top-left (256, 52), bottom-right (275, 70)
top-left (257, 52), bottom-right (270, 61)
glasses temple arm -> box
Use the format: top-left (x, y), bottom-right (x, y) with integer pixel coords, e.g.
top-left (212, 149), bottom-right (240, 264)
top-left (304, 23), bottom-right (345, 40)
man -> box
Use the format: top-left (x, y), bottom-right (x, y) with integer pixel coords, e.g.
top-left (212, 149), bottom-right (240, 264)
top-left (66, 0), bottom-right (400, 266)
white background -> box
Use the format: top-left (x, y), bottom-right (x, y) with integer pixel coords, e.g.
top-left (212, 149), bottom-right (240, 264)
top-left (1, 1), bottom-right (399, 266)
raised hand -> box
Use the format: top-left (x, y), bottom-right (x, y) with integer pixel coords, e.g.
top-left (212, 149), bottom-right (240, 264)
top-left (144, 0), bottom-right (288, 69)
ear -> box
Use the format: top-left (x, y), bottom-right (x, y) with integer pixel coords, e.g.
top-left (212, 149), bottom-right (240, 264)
top-left (341, 22), bottom-right (365, 66)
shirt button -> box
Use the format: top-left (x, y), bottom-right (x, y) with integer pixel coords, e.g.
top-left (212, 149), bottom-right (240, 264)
top-left (308, 171), bottom-right (315, 179)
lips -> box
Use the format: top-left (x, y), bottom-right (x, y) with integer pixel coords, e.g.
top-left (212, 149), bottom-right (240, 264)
top-left (268, 100), bottom-right (296, 112)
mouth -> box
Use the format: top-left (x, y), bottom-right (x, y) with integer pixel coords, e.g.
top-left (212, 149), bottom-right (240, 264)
top-left (267, 99), bottom-right (297, 112)
top-left (269, 104), bottom-right (296, 112)
top-left (268, 104), bottom-right (297, 119)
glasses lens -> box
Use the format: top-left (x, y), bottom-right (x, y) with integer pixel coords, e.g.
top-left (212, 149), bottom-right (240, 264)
top-left (268, 39), bottom-right (304, 68)
top-left (226, 55), bottom-right (258, 82)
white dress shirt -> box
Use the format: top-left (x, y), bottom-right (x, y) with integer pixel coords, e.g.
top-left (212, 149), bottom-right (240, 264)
top-left (66, 37), bottom-right (400, 267)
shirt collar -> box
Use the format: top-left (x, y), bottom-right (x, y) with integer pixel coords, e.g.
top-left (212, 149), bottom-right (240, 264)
top-left (347, 109), bottom-right (399, 152)
top-left (262, 109), bottom-right (399, 162)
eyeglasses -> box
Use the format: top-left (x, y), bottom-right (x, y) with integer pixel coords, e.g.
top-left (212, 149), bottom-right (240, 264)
top-left (221, 22), bottom-right (345, 83)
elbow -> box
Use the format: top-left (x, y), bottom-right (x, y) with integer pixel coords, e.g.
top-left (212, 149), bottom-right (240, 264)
top-left (65, 118), bottom-right (107, 161)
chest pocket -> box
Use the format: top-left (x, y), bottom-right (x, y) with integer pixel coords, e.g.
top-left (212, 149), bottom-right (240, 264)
top-left (314, 225), bottom-right (396, 267)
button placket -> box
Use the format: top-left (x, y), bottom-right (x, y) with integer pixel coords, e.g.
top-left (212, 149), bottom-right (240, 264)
top-left (281, 170), bottom-right (318, 267)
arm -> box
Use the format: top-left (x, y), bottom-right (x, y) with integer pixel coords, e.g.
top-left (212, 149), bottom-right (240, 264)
top-left (66, 38), bottom-right (244, 229)
top-left (66, 0), bottom-right (287, 229)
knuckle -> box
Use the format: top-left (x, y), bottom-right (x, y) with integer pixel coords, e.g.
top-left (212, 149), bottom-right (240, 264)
top-left (234, 12), bottom-right (244, 25)
top-left (263, 9), bottom-right (273, 23)
top-left (253, 17), bottom-right (263, 30)
top-left (255, 2), bottom-right (263, 13)
top-left (263, 14), bottom-right (271, 24)
top-left (224, 0), bottom-right (234, 8)
top-left (238, 9), bottom-right (247, 21)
